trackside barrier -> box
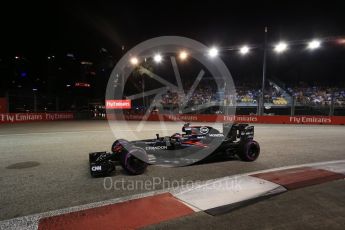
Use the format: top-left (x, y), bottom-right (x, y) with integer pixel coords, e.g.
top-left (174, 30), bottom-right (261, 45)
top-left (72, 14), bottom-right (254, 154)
top-left (0, 112), bottom-right (75, 124)
top-left (107, 114), bottom-right (345, 125)
top-left (1, 113), bottom-right (345, 125)
top-left (0, 98), bottom-right (7, 113)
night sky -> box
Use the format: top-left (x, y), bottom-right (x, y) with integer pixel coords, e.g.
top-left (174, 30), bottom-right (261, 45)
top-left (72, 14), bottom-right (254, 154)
top-left (1, 0), bottom-right (345, 85)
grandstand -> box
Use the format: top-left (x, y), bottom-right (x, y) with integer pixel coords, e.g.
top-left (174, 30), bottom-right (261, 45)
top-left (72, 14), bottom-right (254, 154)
top-left (125, 78), bottom-right (345, 117)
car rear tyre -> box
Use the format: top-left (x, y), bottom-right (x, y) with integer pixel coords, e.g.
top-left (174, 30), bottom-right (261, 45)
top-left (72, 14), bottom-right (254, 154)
top-left (239, 140), bottom-right (260, 161)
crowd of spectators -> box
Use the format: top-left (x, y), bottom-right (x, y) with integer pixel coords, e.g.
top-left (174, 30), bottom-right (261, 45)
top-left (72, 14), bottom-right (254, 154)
top-left (227, 85), bottom-right (288, 105)
top-left (159, 86), bottom-right (290, 107)
top-left (235, 87), bottom-right (259, 104)
top-left (128, 77), bottom-right (345, 110)
top-left (288, 86), bottom-right (345, 106)
top-left (161, 91), bottom-right (180, 107)
top-left (159, 85), bottom-right (345, 108)
top-left (160, 86), bottom-right (215, 108)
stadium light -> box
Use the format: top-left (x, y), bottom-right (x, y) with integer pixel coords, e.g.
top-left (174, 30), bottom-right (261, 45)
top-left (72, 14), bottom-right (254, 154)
top-left (240, 45), bottom-right (250, 55)
top-left (307, 39), bottom-right (321, 50)
top-left (208, 47), bottom-right (219, 58)
top-left (274, 42), bottom-right (288, 53)
top-left (130, 57), bottom-right (139, 66)
top-left (153, 53), bottom-right (163, 63)
top-left (179, 51), bottom-right (188, 60)
top-left (337, 38), bottom-right (345, 45)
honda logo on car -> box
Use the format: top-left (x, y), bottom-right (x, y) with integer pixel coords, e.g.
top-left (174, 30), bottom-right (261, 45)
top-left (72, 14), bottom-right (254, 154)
top-left (209, 133), bottom-right (224, 137)
top-left (106, 100), bottom-right (131, 109)
top-left (91, 165), bottom-right (102, 171)
top-left (145, 146), bottom-right (168, 150)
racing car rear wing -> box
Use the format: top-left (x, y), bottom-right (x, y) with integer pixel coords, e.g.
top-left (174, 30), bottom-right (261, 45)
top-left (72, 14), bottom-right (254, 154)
top-left (223, 123), bottom-right (254, 142)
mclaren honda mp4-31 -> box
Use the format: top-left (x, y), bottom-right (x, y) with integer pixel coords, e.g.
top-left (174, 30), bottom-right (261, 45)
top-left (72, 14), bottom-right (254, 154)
top-left (89, 123), bottom-right (260, 176)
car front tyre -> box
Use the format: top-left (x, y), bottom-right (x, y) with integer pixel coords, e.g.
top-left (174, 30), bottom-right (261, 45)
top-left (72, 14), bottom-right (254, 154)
top-left (120, 147), bottom-right (148, 175)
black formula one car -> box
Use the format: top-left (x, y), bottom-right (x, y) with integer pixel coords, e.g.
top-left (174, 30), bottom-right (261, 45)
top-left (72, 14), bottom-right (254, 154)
top-left (89, 123), bottom-right (260, 176)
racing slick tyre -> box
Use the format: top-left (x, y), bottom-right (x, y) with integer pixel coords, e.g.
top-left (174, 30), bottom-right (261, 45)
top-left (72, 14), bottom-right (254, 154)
top-left (119, 147), bottom-right (148, 175)
top-left (239, 140), bottom-right (260, 162)
top-left (111, 139), bottom-right (131, 153)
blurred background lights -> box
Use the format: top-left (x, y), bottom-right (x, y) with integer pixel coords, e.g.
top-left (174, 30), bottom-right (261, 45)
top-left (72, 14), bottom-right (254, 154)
top-left (274, 42), bottom-right (288, 53)
top-left (308, 39), bottom-right (321, 49)
top-left (208, 47), bottom-right (219, 57)
top-left (130, 57), bottom-right (139, 65)
top-left (153, 53), bottom-right (163, 63)
top-left (179, 51), bottom-right (188, 60)
top-left (240, 45), bottom-right (250, 55)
